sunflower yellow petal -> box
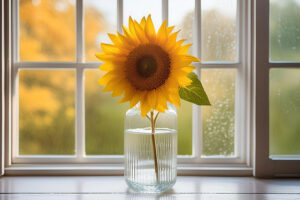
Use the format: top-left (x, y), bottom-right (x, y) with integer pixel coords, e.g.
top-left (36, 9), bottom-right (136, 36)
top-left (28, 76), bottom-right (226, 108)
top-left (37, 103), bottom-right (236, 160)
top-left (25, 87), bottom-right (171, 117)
top-left (156, 20), bottom-right (168, 45)
top-left (111, 83), bottom-right (125, 97)
top-left (101, 43), bottom-right (127, 55)
top-left (175, 39), bottom-right (186, 48)
top-left (97, 72), bottom-right (116, 85)
top-left (98, 63), bottom-right (114, 72)
top-left (128, 17), bottom-right (140, 42)
top-left (146, 90), bottom-right (157, 110)
top-left (168, 92), bottom-right (181, 107)
top-left (95, 52), bottom-right (126, 63)
top-left (167, 26), bottom-right (175, 35)
top-left (171, 55), bottom-right (200, 66)
top-left (165, 31), bottom-right (180, 50)
top-left (108, 79), bottom-right (130, 97)
top-left (133, 20), bottom-right (148, 43)
top-left (118, 87), bottom-right (136, 103)
top-left (145, 15), bottom-right (156, 41)
top-left (103, 77), bottom-right (125, 93)
top-left (182, 65), bottom-right (195, 72)
top-left (169, 39), bottom-right (186, 54)
top-left (130, 91), bottom-right (145, 108)
top-left (164, 76), bottom-right (179, 91)
top-left (185, 55), bottom-right (200, 62)
top-left (155, 90), bottom-right (168, 112)
top-left (122, 25), bottom-right (139, 45)
top-left (108, 33), bottom-right (132, 50)
top-left (128, 17), bottom-right (135, 33)
top-left (169, 30), bottom-right (179, 40)
top-left (130, 96), bottom-right (139, 108)
top-left (116, 32), bottom-right (128, 44)
top-left (158, 87), bottom-right (170, 105)
top-left (103, 80), bottom-right (116, 92)
top-left (156, 104), bottom-right (165, 113)
top-left (141, 94), bottom-right (152, 117)
top-left (140, 17), bottom-right (146, 29)
top-left (178, 76), bottom-right (192, 87)
top-left (107, 33), bottom-right (120, 45)
top-left (178, 44), bottom-right (192, 54)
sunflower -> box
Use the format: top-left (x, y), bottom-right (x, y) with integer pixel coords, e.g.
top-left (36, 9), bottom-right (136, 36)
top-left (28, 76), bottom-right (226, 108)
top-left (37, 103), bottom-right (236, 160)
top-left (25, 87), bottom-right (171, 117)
top-left (96, 15), bottom-right (199, 116)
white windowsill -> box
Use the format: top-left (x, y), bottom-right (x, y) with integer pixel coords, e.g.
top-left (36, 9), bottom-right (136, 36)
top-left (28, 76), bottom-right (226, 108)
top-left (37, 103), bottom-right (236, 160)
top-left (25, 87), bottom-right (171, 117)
top-left (0, 176), bottom-right (300, 199)
top-left (4, 165), bottom-right (253, 176)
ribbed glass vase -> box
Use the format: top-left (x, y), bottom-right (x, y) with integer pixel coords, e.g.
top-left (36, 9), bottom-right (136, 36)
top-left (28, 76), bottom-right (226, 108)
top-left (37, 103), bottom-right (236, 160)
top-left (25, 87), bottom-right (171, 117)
top-left (124, 104), bottom-right (177, 193)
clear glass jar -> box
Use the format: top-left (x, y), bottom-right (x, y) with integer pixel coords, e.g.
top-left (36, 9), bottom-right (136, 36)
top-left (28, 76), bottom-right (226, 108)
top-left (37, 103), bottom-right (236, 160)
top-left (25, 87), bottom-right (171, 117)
top-left (124, 104), bottom-right (177, 193)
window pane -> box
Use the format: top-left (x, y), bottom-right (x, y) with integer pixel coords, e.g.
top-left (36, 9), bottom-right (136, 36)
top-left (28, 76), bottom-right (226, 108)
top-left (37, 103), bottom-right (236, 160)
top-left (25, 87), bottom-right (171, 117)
top-left (84, 0), bottom-right (117, 61)
top-left (169, 0), bottom-right (194, 50)
top-left (270, 69), bottom-right (300, 156)
top-left (19, 0), bottom-right (76, 62)
top-left (201, 0), bottom-right (237, 62)
top-left (123, 0), bottom-right (162, 29)
top-left (201, 69), bottom-right (236, 156)
top-left (19, 70), bottom-right (75, 155)
top-left (177, 101), bottom-right (193, 155)
top-left (270, 0), bottom-right (300, 61)
top-left (85, 70), bottom-right (128, 155)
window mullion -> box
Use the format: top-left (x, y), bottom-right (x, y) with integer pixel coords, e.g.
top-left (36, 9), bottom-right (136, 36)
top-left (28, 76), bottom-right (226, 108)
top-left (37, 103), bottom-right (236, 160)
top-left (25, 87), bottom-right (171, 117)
top-left (269, 62), bottom-right (300, 68)
top-left (14, 62), bottom-right (78, 69)
top-left (236, 0), bottom-right (252, 165)
top-left (195, 0), bottom-right (201, 59)
top-left (117, 0), bottom-right (123, 33)
top-left (13, 0), bottom-right (19, 62)
top-left (235, 0), bottom-right (244, 164)
top-left (76, 0), bottom-right (84, 63)
top-left (195, 63), bottom-right (241, 69)
top-left (0, 0), bottom-right (3, 175)
top-left (162, 0), bottom-right (168, 23)
top-left (236, 0), bottom-right (241, 63)
top-left (193, 0), bottom-right (202, 161)
top-left (12, 0), bottom-right (19, 163)
top-left (75, 67), bottom-right (85, 160)
top-left (75, 0), bottom-right (85, 160)
top-left (232, 0), bottom-right (243, 162)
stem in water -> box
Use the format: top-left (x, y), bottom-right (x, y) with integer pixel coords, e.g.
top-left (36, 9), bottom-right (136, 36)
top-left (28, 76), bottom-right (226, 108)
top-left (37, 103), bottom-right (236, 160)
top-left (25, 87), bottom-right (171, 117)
top-left (148, 110), bottom-right (160, 183)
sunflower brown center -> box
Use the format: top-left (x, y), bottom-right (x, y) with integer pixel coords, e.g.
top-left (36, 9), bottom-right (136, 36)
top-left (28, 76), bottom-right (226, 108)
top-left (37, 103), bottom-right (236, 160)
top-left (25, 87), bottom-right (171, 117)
top-left (137, 56), bottom-right (157, 78)
top-left (125, 44), bottom-right (170, 90)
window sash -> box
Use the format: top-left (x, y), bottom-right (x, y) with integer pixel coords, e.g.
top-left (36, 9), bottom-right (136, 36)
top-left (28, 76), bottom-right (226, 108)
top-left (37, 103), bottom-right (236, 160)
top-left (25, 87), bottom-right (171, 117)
top-left (0, 0), bottom-right (5, 176)
top-left (5, 0), bottom-right (252, 173)
top-left (255, 0), bottom-right (300, 177)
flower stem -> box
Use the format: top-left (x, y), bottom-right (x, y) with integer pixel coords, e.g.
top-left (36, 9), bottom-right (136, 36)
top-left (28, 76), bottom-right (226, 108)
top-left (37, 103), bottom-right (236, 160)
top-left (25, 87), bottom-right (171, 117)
top-left (149, 110), bottom-right (159, 183)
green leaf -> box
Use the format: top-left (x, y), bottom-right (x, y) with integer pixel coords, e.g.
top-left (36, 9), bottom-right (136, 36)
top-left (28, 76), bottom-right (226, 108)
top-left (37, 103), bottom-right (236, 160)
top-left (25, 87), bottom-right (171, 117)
top-left (179, 72), bottom-right (211, 105)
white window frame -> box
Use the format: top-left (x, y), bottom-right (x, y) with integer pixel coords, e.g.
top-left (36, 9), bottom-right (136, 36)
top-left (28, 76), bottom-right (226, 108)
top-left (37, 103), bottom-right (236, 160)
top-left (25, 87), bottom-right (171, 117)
top-left (2, 0), bottom-right (253, 176)
top-left (254, 0), bottom-right (300, 177)
top-left (0, 0), bottom-right (5, 176)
